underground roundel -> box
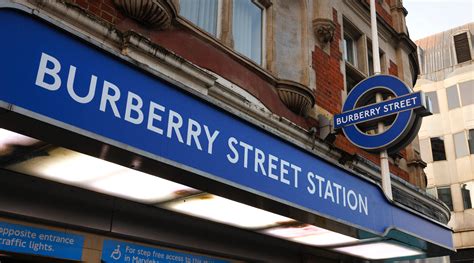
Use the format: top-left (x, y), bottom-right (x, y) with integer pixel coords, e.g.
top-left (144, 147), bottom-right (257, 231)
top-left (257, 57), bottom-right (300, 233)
top-left (334, 75), bottom-right (431, 154)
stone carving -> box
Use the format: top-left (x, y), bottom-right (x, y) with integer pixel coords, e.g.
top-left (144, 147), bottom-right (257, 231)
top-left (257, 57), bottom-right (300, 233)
top-left (113, 0), bottom-right (176, 29)
top-left (312, 18), bottom-right (336, 45)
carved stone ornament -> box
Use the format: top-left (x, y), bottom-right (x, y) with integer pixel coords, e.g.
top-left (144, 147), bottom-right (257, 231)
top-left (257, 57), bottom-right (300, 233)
top-left (276, 80), bottom-right (315, 116)
top-left (312, 18), bottom-right (336, 44)
top-left (113, 0), bottom-right (176, 29)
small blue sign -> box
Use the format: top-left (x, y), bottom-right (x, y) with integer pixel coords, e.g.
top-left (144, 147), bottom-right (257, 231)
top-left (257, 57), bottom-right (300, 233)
top-left (0, 9), bottom-right (452, 250)
top-left (102, 239), bottom-right (229, 263)
top-left (0, 221), bottom-right (84, 261)
top-left (334, 75), bottom-right (428, 152)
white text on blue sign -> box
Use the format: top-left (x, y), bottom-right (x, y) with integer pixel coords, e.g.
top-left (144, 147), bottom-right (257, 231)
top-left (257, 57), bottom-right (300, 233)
top-left (334, 92), bottom-right (423, 129)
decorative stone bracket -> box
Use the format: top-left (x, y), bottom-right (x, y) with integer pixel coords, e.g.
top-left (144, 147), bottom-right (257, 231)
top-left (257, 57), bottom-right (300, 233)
top-left (276, 80), bottom-right (315, 116)
top-left (113, 0), bottom-right (177, 29)
top-left (312, 18), bottom-right (336, 45)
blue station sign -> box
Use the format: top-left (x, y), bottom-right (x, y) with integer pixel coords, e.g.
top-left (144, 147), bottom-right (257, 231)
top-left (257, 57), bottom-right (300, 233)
top-left (0, 7), bottom-right (452, 252)
top-left (102, 239), bottom-right (229, 263)
top-left (334, 75), bottom-right (429, 152)
top-left (0, 221), bottom-right (84, 261)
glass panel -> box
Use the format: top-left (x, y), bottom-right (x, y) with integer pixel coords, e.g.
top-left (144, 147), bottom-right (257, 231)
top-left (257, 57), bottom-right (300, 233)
top-left (232, 0), bottom-right (262, 64)
top-left (453, 132), bottom-right (469, 158)
top-left (461, 182), bottom-right (473, 210)
top-left (430, 137), bottom-right (446, 161)
top-left (426, 91), bottom-right (440, 114)
top-left (446, 85), bottom-right (460, 110)
top-left (469, 129), bottom-right (474, 155)
top-left (343, 34), bottom-right (355, 65)
top-left (459, 80), bottom-right (474, 106)
top-left (180, 0), bottom-right (218, 36)
top-left (437, 187), bottom-right (453, 211)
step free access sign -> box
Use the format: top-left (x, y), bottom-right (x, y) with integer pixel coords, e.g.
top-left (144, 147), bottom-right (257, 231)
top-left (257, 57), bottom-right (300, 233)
top-left (334, 75), bottom-right (430, 153)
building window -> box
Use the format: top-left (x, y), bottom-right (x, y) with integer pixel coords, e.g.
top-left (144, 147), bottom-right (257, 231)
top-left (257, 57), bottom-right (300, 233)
top-left (469, 129), bottom-right (474, 155)
top-left (462, 182), bottom-right (473, 210)
top-left (437, 187), bottom-right (453, 211)
top-left (367, 41), bottom-right (386, 76)
top-left (453, 32), bottom-right (472, 64)
top-left (179, 0), bottom-right (265, 65)
top-left (344, 34), bottom-right (356, 66)
top-left (345, 65), bottom-right (365, 93)
top-left (446, 85), bottom-right (460, 110)
top-left (419, 138), bottom-right (433, 163)
top-left (425, 91), bottom-right (440, 114)
top-left (342, 18), bottom-right (363, 70)
top-left (430, 137), bottom-right (446, 161)
top-left (453, 131), bottom-right (469, 158)
top-left (179, 0), bottom-right (219, 36)
top-left (459, 80), bottom-right (474, 106)
top-left (367, 50), bottom-right (386, 76)
top-left (343, 18), bottom-right (365, 93)
top-left (232, 0), bottom-right (263, 64)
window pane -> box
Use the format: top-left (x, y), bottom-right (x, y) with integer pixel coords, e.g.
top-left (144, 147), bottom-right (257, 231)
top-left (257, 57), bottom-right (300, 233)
top-left (461, 182), bottom-right (473, 210)
top-left (437, 187), bottom-right (453, 211)
top-left (232, 0), bottom-right (262, 64)
top-left (431, 137), bottom-right (446, 161)
top-left (180, 0), bottom-right (218, 36)
top-left (459, 80), bottom-right (474, 106)
top-left (453, 132), bottom-right (469, 158)
top-left (426, 91), bottom-right (440, 114)
top-left (469, 129), bottom-right (474, 155)
top-left (446, 85), bottom-right (460, 110)
top-left (344, 34), bottom-right (355, 65)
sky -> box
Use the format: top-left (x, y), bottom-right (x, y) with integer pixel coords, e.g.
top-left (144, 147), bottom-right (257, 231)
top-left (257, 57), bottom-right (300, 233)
top-left (404, 0), bottom-right (474, 41)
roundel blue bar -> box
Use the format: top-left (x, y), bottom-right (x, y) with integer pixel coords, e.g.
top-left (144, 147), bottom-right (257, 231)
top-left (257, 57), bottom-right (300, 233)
top-left (340, 75), bottom-right (416, 151)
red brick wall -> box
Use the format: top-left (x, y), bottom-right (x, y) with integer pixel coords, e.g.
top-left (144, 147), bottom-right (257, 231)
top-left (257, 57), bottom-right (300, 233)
top-left (312, 9), bottom-right (344, 115)
top-left (376, 2), bottom-right (393, 27)
top-left (389, 60), bottom-right (399, 76)
top-left (365, 0), bottom-right (393, 27)
top-left (71, 0), bottom-right (124, 24)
